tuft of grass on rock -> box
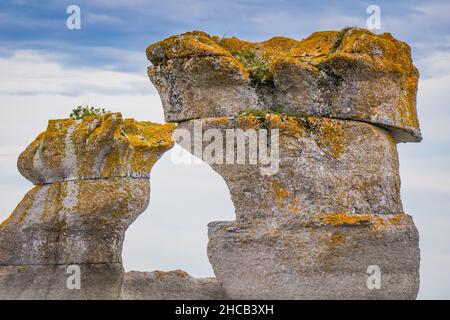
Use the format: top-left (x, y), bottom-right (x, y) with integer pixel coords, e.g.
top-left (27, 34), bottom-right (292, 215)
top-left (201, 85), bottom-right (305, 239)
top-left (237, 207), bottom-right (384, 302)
top-left (239, 108), bottom-right (267, 118)
top-left (232, 50), bottom-right (273, 86)
top-left (70, 105), bottom-right (110, 120)
top-left (331, 26), bottom-right (352, 53)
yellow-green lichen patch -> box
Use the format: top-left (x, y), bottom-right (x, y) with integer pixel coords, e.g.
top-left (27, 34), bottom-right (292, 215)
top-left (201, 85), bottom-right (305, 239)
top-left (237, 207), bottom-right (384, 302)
top-left (147, 31), bottom-right (231, 66)
top-left (124, 120), bottom-right (176, 149)
top-left (331, 28), bottom-right (419, 129)
top-left (271, 179), bottom-right (289, 209)
top-left (318, 212), bottom-right (407, 233)
top-left (306, 117), bottom-right (346, 159)
top-left (215, 37), bottom-right (256, 56)
top-left (17, 112), bottom-right (176, 183)
top-left (81, 113), bottom-right (176, 178)
top-left (319, 213), bottom-right (372, 226)
top-left (287, 30), bottom-right (338, 64)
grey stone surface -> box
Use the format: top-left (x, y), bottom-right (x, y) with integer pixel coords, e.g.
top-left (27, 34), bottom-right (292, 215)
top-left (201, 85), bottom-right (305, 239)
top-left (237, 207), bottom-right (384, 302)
top-left (0, 114), bottom-right (176, 300)
top-left (0, 264), bottom-right (124, 300)
top-left (177, 115), bottom-right (403, 221)
top-left (208, 214), bottom-right (420, 300)
top-left (147, 29), bottom-right (421, 142)
top-left (148, 56), bottom-right (258, 123)
top-left (121, 270), bottom-right (227, 300)
top-left (0, 178), bottom-right (150, 266)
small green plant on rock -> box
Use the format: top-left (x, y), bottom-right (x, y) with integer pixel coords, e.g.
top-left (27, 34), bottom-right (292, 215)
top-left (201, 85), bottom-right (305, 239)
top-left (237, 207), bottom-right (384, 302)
top-left (331, 26), bottom-right (352, 53)
top-left (70, 105), bottom-right (110, 120)
top-left (232, 50), bottom-right (273, 85)
top-left (239, 108), bottom-right (267, 118)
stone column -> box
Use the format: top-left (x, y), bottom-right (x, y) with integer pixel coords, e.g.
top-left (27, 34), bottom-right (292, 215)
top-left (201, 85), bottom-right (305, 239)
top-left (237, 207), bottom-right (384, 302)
top-left (0, 113), bottom-right (175, 299)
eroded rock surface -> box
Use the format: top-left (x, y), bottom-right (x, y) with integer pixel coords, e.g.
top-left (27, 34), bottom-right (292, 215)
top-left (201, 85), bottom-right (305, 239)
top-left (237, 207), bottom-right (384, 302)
top-left (208, 213), bottom-right (420, 300)
top-left (0, 113), bottom-right (177, 299)
top-left (0, 27), bottom-right (423, 300)
top-left (122, 270), bottom-right (227, 300)
top-left (150, 29), bottom-right (422, 300)
top-left (147, 28), bottom-right (421, 142)
top-left (18, 113), bottom-right (174, 184)
top-left (177, 114), bottom-right (403, 221)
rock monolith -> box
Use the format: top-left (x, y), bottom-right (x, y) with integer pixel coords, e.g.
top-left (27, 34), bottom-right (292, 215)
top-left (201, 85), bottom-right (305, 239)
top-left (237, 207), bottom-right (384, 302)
top-left (147, 28), bottom-right (422, 300)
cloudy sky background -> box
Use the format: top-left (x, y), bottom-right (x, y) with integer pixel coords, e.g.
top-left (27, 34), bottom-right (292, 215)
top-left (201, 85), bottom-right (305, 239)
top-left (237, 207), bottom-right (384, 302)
top-left (0, 0), bottom-right (449, 299)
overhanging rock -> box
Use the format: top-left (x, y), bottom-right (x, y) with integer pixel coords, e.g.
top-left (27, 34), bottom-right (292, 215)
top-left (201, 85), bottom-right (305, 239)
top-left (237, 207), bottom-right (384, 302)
top-left (147, 29), bottom-right (421, 142)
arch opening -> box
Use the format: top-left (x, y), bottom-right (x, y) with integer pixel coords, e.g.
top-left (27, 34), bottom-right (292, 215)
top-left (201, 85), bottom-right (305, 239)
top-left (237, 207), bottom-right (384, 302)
top-left (122, 144), bottom-right (235, 277)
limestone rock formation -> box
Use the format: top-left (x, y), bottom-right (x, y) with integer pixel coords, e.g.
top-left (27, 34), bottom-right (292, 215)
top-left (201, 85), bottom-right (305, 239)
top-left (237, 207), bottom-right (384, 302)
top-left (177, 114), bottom-right (403, 221)
top-left (17, 113), bottom-right (173, 184)
top-left (122, 270), bottom-right (226, 300)
top-left (208, 214), bottom-right (419, 300)
top-left (148, 29), bottom-right (421, 142)
top-left (148, 29), bottom-right (422, 300)
top-left (0, 27), bottom-right (422, 300)
top-left (0, 113), bottom-right (176, 299)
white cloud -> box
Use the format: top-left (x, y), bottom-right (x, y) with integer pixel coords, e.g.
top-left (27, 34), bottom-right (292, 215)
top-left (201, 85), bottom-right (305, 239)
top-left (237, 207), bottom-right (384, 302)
top-left (0, 145), bottom-right (24, 156)
top-left (416, 52), bottom-right (450, 79)
top-left (412, 2), bottom-right (450, 21)
top-left (400, 155), bottom-right (450, 194)
top-left (0, 50), bottom-right (152, 96)
top-left (86, 13), bottom-right (125, 25)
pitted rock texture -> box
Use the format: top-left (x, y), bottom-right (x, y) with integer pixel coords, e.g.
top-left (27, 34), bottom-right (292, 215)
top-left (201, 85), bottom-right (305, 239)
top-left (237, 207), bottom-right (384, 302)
top-left (0, 113), bottom-right (179, 299)
top-left (122, 270), bottom-right (227, 300)
top-left (177, 114), bottom-right (403, 221)
top-left (18, 113), bottom-right (175, 184)
top-left (208, 213), bottom-right (420, 300)
top-left (147, 28), bottom-right (421, 142)
top-left (0, 264), bottom-right (124, 300)
top-left (0, 178), bottom-right (150, 266)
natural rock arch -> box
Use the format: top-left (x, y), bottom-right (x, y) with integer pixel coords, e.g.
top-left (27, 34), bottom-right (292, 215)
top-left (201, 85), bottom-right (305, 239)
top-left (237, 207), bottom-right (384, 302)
top-left (0, 27), bottom-right (422, 300)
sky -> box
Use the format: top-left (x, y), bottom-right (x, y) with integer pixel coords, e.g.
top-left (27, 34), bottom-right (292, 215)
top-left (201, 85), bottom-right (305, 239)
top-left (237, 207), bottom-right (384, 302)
top-left (0, 0), bottom-right (449, 299)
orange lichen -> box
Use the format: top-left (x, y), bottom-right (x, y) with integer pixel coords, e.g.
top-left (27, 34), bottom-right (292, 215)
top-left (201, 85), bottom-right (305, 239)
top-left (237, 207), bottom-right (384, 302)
top-left (0, 214), bottom-right (13, 229)
top-left (288, 30), bottom-right (338, 64)
top-left (319, 213), bottom-right (371, 226)
top-left (271, 180), bottom-right (289, 209)
top-left (153, 270), bottom-right (189, 279)
top-left (388, 214), bottom-right (405, 225)
top-left (146, 30), bottom-right (231, 65)
top-left (321, 232), bottom-right (345, 248)
top-left (19, 112), bottom-right (175, 182)
top-left (318, 212), bottom-right (407, 234)
top-left (307, 117), bottom-right (346, 159)
top-left (147, 28), bottom-right (419, 132)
